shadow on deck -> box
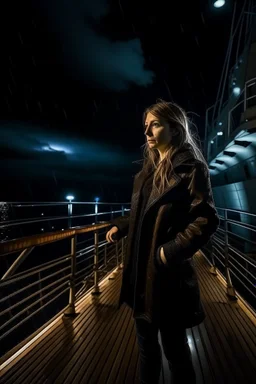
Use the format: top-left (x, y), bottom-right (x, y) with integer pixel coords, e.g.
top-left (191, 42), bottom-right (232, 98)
top-left (0, 252), bottom-right (256, 384)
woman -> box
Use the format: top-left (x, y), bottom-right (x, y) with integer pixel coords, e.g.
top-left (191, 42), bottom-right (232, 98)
top-left (106, 99), bottom-right (219, 383)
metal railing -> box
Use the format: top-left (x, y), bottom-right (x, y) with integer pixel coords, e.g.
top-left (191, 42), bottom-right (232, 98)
top-left (1, 201), bottom-right (256, 362)
top-left (228, 77), bottom-right (256, 136)
top-left (0, 203), bottom-right (130, 359)
top-left (203, 206), bottom-right (256, 311)
top-left (207, 77), bottom-right (256, 162)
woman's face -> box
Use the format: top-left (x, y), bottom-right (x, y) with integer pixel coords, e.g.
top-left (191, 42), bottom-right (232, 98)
top-left (144, 112), bottom-right (173, 151)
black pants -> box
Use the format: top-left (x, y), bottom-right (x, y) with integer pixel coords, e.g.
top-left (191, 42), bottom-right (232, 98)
top-left (135, 314), bottom-right (196, 384)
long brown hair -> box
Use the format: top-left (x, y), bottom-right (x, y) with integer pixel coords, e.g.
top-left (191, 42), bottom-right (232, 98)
top-left (141, 98), bottom-right (208, 195)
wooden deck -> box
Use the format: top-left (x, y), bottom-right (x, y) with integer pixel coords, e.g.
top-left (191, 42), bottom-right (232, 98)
top-left (0, 252), bottom-right (256, 384)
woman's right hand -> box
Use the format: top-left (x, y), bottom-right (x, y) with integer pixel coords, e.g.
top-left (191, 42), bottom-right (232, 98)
top-left (106, 226), bottom-right (119, 243)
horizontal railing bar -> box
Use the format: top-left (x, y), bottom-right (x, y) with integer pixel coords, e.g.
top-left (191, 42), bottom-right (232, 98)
top-left (74, 264), bottom-right (93, 279)
top-left (0, 274), bottom-right (70, 316)
top-left (226, 219), bottom-right (256, 232)
top-left (213, 248), bottom-right (225, 261)
top-left (228, 254), bottom-right (256, 279)
top-left (217, 227), bottom-right (256, 246)
top-left (226, 230), bottom-right (256, 246)
top-left (0, 266), bottom-right (71, 304)
top-left (230, 269), bottom-right (256, 299)
top-left (212, 236), bottom-right (256, 267)
top-left (231, 219), bottom-right (256, 231)
top-left (0, 256), bottom-right (71, 287)
top-left (0, 281), bottom-right (69, 332)
top-left (76, 240), bottom-right (114, 261)
top-left (216, 207), bottom-right (256, 217)
top-left (228, 245), bottom-right (256, 267)
top-left (0, 286), bottom-right (70, 342)
top-left (76, 253), bottom-right (94, 266)
top-left (212, 252), bottom-right (225, 267)
top-left (228, 259), bottom-right (255, 287)
top-left (246, 94), bottom-right (256, 101)
top-left (75, 245), bottom-right (116, 278)
top-left (211, 239), bottom-right (226, 257)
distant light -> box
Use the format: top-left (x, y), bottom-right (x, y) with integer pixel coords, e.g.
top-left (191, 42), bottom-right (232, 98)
top-left (42, 144), bottom-right (72, 154)
top-left (218, 122), bottom-right (223, 126)
top-left (233, 87), bottom-right (241, 96)
top-left (41, 228), bottom-right (44, 231)
top-left (66, 195), bottom-right (74, 201)
top-left (41, 213), bottom-right (44, 216)
top-left (211, 140), bottom-right (214, 144)
top-left (95, 197), bottom-right (100, 202)
top-left (213, 0), bottom-right (225, 8)
top-left (217, 131), bottom-right (223, 136)
top-left (245, 119), bottom-right (248, 122)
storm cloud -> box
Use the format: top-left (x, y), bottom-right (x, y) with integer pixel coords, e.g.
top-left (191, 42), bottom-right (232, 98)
top-left (37, 0), bottom-right (155, 91)
top-left (0, 122), bottom-right (138, 180)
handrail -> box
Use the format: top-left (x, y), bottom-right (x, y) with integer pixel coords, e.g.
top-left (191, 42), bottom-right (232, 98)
top-left (0, 222), bottom-right (111, 256)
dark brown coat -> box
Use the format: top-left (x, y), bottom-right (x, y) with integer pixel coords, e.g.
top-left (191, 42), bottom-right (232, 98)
top-left (111, 146), bottom-right (220, 327)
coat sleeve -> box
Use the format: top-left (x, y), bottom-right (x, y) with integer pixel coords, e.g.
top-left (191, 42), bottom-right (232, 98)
top-left (161, 161), bottom-right (220, 266)
top-left (110, 212), bottom-right (130, 239)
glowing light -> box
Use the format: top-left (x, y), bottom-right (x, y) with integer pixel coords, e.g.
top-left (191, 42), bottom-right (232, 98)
top-left (217, 131), bottom-right (223, 136)
top-left (42, 144), bottom-right (72, 154)
top-left (218, 122), bottom-right (223, 126)
top-left (233, 87), bottom-right (241, 96)
top-left (95, 197), bottom-right (100, 202)
top-left (211, 140), bottom-right (214, 144)
top-left (66, 195), bottom-right (74, 201)
top-left (213, 0), bottom-right (225, 8)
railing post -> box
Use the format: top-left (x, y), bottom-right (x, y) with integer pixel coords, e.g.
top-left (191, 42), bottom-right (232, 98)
top-left (244, 82), bottom-right (247, 111)
top-left (120, 205), bottom-right (125, 268)
top-left (227, 110), bottom-right (231, 138)
top-left (116, 242), bottom-right (119, 268)
top-left (64, 235), bottom-right (77, 316)
top-left (104, 243), bottom-right (107, 269)
top-left (91, 229), bottom-right (101, 295)
top-left (68, 202), bottom-right (72, 228)
top-left (121, 238), bottom-right (125, 269)
top-left (224, 210), bottom-right (237, 300)
top-left (208, 238), bottom-right (217, 275)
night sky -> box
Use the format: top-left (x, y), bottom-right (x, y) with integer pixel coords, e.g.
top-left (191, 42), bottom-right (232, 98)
top-left (1, 0), bottom-right (238, 202)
